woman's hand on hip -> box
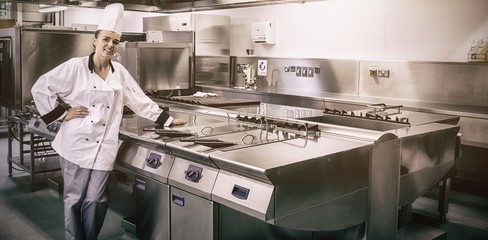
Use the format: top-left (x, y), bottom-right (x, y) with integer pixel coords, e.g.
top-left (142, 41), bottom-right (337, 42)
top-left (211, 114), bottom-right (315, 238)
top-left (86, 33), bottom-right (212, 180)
top-left (64, 106), bottom-right (89, 122)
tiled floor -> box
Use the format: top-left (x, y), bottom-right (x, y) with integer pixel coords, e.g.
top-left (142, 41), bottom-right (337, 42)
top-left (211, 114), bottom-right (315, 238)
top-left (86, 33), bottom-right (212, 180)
top-left (412, 189), bottom-right (488, 240)
top-left (1, 136), bottom-right (488, 240)
top-left (0, 137), bottom-right (136, 240)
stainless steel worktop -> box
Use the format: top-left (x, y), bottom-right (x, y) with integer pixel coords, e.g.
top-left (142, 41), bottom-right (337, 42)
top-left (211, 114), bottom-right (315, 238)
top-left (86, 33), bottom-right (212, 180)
top-left (119, 101), bottom-right (384, 180)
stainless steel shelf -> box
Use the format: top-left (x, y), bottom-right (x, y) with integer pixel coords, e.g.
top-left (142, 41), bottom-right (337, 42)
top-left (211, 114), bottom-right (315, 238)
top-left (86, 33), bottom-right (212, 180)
top-left (9, 155), bottom-right (60, 174)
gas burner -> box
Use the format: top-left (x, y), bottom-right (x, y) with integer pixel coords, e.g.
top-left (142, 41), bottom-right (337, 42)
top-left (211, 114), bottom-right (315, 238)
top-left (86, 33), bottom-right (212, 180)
top-left (324, 108), bottom-right (343, 114)
top-left (323, 104), bottom-right (411, 125)
top-left (235, 114), bottom-right (321, 137)
top-left (364, 112), bottom-right (409, 124)
top-left (272, 120), bottom-right (319, 132)
top-left (235, 114), bottom-right (266, 125)
top-left (158, 96), bottom-right (201, 105)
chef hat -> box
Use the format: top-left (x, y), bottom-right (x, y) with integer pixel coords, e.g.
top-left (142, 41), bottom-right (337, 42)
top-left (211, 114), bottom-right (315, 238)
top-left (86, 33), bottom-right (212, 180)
top-left (96, 3), bottom-right (124, 36)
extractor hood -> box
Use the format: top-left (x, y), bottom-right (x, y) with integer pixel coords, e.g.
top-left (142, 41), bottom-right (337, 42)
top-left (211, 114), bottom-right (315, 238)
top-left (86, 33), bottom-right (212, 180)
top-left (152, 0), bottom-right (314, 13)
top-left (9, 0), bottom-right (320, 13)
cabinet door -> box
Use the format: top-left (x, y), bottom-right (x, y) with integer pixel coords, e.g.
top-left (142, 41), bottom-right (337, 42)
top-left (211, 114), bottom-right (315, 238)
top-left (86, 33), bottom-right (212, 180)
top-left (170, 187), bottom-right (217, 240)
top-left (135, 174), bottom-right (170, 240)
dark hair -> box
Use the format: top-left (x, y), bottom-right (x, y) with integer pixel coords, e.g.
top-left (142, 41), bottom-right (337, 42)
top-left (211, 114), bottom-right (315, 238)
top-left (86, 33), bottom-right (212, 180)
top-left (95, 30), bottom-right (102, 38)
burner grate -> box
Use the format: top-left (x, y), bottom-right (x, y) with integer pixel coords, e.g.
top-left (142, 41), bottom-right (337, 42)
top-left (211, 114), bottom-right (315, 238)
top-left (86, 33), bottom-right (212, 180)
top-left (235, 114), bottom-right (321, 137)
top-left (323, 103), bottom-right (410, 125)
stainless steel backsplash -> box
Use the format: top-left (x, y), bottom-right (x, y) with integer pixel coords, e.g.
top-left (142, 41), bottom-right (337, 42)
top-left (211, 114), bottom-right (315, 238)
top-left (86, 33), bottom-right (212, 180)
top-left (359, 61), bottom-right (488, 107)
top-left (231, 57), bottom-right (488, 107)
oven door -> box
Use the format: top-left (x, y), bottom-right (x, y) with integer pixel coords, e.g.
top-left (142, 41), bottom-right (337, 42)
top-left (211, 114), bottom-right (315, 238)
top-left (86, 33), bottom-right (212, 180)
top-left (0, 36), bottom-right (14, 109)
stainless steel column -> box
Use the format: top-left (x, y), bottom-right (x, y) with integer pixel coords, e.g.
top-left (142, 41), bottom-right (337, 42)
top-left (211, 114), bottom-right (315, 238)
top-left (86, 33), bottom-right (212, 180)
top-left (367, 137), bottom-right (401, 239)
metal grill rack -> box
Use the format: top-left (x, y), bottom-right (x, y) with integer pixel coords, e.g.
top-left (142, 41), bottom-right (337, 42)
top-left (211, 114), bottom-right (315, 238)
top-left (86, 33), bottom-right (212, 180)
top-left (7, 113), bottom-right (61, 191)
top-left (324, 104), bottom-right (411, 125)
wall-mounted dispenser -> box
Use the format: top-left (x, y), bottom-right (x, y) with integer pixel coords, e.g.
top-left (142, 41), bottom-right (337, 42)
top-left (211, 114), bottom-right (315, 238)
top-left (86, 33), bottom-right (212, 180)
top-left (251, 21), bottom-right (276, 44)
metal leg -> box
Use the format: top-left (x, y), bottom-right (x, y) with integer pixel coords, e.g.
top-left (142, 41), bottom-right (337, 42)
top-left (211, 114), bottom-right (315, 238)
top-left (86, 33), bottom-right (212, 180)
top-left (30, 132), bottom-right (36, 191)
top-left (19, 123), bottom-right (24, 165)
top-left (398, 203), bottom-right (412, 228)
top-left (7, 119), bottom-right (13, 176)
top-left (437, 178), bottom-right (450, 222)
top-left (435, 133), bottom-right (459, 222)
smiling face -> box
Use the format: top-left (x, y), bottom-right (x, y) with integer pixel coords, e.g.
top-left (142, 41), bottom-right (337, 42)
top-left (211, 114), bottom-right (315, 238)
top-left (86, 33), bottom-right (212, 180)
top-left (92, 30), bottom-right (121, 59)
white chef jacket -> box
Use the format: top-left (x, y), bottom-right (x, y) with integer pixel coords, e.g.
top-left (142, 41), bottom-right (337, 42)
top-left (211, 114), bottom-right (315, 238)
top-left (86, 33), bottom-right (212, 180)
top-left (31, 55), bottom-right (172, 171)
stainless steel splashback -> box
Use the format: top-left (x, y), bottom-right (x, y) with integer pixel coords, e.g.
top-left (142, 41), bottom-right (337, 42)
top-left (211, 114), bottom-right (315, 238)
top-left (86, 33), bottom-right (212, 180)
top-left (359, 61), bottom-right (488, 107)
top-left (231, 57), bottom-right (359, 94)
top-left (230, 57), bottom-right (488, 108)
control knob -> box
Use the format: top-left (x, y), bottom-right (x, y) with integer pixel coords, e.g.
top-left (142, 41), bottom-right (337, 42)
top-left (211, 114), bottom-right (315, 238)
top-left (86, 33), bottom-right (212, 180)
top-left (145, 153), bottom-right (162, 169)
top-left (184, 165), bottom-right (203, 183)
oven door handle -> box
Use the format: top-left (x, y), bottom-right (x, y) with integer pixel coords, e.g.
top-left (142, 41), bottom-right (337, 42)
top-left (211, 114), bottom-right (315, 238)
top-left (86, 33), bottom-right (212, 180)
top-left (0, 37), bottom-right (12, 59)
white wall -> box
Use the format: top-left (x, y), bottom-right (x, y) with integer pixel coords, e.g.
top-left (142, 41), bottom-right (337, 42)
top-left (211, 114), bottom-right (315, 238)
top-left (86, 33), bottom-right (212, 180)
top-left (64, 0), bottom-right (488, 62)
top-left (383, 0), bottom-right (488, 62)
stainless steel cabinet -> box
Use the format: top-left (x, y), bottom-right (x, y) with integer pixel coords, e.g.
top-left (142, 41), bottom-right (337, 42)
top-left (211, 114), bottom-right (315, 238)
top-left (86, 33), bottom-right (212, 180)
top-left (170, 187), bottom-right (217, 240)
top-left (135, 174), bottom-right (170, 240)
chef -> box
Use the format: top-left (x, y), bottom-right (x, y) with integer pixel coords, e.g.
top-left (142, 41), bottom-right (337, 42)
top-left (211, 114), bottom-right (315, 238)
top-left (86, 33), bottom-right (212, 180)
top-left (31, 3), bottom-right (186, 239)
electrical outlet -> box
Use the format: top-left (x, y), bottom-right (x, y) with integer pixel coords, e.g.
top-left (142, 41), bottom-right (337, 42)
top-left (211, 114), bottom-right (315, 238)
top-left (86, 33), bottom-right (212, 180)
top-left (314, 67), bottom-right (320, 74)
top-left (378, 70), bottom-right (390, 78)
top-left (369, 68), bottom-right (378, 77)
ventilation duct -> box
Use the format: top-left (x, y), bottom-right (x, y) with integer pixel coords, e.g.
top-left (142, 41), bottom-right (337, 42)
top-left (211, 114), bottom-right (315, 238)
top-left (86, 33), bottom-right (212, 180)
top-left (8, 0), bottom-right (319, 13)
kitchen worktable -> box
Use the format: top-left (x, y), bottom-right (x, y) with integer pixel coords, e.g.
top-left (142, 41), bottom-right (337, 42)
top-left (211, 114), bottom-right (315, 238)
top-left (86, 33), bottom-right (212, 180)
top-left (198, 85), bottom-right (488, 148)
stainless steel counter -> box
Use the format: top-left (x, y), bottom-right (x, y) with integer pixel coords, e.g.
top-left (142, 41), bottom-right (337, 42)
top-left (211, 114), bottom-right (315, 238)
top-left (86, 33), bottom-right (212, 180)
top-left (116, 100), bottom-right (459, 239)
